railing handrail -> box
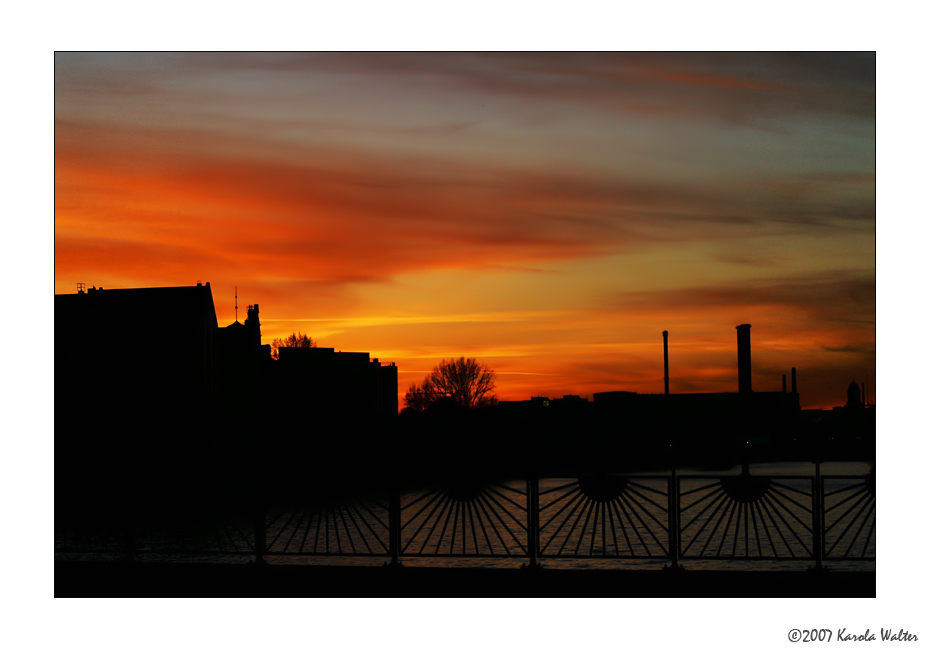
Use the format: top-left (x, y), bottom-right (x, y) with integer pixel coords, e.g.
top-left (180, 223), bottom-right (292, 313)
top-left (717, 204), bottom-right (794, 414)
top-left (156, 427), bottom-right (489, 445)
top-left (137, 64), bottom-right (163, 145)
top-left (56, 468), bottom-right (875, 567)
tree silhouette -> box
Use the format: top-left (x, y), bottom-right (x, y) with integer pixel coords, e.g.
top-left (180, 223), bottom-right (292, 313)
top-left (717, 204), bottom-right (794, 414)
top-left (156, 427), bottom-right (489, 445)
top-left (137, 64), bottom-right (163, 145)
top-left (404, 357), bottom-right (496, 411)
top-left (271, 332), bottom-right (316, 359)
top-left (402, 379), bottom-right (433, 413)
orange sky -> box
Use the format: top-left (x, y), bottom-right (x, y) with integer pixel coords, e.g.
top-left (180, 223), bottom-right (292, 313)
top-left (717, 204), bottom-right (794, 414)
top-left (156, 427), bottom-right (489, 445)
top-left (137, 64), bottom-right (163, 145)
top-left (54, 53), bottom-right (875, 409)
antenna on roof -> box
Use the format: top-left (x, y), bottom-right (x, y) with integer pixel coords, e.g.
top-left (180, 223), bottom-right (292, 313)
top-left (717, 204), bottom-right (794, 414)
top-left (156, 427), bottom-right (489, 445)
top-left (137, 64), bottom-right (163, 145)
top-left (235, 286), bottom-right (238, 322)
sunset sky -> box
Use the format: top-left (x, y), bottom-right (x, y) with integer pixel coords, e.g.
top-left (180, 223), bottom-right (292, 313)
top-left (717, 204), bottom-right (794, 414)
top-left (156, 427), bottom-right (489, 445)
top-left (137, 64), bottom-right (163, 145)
top-left (54, 52), bottom-right (875, 409)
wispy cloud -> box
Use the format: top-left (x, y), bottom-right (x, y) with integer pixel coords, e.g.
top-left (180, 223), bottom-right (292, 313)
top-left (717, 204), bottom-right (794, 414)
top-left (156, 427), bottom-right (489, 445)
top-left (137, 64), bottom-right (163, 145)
top-left (616, 270), bottom-right (875, 325)
top-left (167, 52), bottom-right (875, 125)
top-left (54, 53), bottom-right (875, 409)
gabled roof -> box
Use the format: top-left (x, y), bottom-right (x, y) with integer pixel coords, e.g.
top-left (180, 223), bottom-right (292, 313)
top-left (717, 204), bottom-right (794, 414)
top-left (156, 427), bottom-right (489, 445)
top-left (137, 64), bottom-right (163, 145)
top-left (55, 284), bottom-right (218, 330)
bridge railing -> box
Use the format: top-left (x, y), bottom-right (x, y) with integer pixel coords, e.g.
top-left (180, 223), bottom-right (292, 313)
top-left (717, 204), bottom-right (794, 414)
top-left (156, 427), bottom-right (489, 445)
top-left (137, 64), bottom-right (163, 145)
top-left (677, 475), bottom-right (816, 561)
top-left (537, 476), bottom-right (670, 560)
top-left (820, 475), bottom-right (876, 561)
top-left (55, 464), bottom-right (874, 569)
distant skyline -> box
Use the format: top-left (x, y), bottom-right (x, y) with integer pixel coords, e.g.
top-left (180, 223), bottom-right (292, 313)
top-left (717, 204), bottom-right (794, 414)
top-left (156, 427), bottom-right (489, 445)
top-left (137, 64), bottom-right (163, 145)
top-left (54, 52), bottom-right (875, 409)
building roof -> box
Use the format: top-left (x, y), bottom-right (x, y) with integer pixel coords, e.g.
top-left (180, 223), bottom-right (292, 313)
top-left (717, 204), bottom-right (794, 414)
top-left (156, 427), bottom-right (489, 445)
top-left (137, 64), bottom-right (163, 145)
top-left (55, 283), bottom-right (218, 330)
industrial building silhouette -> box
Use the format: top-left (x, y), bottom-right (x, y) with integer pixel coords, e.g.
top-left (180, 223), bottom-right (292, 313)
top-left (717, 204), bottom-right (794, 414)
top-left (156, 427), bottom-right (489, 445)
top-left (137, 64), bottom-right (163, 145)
top-left (594, 324), bottom-right (801, 432)
top-left (488, 323), bottom-right (827, 473)
top-left (501, 324), bottom-right (800, 423)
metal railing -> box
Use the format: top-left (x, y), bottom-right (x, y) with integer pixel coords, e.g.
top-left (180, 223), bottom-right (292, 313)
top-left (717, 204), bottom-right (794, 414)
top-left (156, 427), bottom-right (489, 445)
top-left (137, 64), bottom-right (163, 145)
top-left (56, 464), bottom-right (875, 569)
top-left (537, 477), bottom-right (669, 559)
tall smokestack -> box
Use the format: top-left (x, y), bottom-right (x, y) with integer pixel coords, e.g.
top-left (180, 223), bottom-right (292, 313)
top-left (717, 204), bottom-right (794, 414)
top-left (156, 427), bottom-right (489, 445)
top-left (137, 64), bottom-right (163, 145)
top-left (862, 381), bottom-right (866, 406)
top-left (791, 367), bottom-right (797, 394)
top-left (663, 331), bottom-right (670, 395)
top-left (782, 374), bottom-right (787, 393)
top-left (736, 324), bottom-right (752, 395)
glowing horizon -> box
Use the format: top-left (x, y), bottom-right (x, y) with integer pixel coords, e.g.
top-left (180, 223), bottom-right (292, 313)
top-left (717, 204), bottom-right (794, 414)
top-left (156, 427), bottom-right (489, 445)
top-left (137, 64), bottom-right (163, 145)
top-left (55, 53), bottom-right (875, 410)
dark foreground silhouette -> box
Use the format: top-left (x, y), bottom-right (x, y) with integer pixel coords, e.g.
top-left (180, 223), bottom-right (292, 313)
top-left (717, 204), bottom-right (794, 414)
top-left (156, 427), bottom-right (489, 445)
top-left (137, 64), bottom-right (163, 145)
top-left (55, 284), bottom-right (874, 597)
top-left (55, 561), bottom-right (875, 598)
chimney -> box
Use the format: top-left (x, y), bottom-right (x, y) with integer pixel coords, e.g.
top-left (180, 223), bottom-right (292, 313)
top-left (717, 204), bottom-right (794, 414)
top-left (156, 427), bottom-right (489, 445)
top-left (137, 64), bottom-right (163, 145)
top-left (662, 330), bottom-right (670, 395)
top-left (245, 304), bottom-right (262, 346)
top-left (782, 374), bottom-right (787, 393)
top-left (791, 367), bottom-right (797, 394)
top-left (736, 324), bottom-right (752, 395)
top-left (862, 381), bottom-right (866, 406)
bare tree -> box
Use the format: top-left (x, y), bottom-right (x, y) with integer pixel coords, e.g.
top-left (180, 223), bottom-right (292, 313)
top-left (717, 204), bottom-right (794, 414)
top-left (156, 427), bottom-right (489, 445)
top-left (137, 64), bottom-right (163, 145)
top-left (271, 332), bottom-right (316, 359)
top-left (402, 379), bottom-right (433, 413)
top-left (408, 357), bottom-right (496, 410)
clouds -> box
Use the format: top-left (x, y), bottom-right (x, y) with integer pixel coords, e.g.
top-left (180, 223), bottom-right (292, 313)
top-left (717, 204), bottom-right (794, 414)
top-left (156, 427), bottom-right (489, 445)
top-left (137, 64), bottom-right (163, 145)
top-left (55, 109), bottom-right (874, 287)
top-left (53, 53), bottom-right (875, 409)
top-left (618, 270), bottom-right (875, 325)
top-left (166, 52), bottom-right (875, 126)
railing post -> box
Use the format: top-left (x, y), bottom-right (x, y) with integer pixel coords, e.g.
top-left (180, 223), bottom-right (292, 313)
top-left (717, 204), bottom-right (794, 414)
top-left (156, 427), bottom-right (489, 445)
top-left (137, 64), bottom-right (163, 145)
top-left (527, 476), bottom-right (539, 568)
top-left (669, 468), bottom-right (679, 569)
top-left (388, 484), bottom-right (401, 566)
top-left (122, 513), bottom-right (135, 563)
top-left (813, 461), bottom-right (823, 570)
top-left (254, 495), bottom-right (266, 565)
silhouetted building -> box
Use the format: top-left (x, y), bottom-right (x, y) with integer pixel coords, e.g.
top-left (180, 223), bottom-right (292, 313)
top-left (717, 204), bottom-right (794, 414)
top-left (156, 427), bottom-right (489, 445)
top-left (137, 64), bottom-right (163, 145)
top-left (553, 394), bottom-right (589, 408)
top-left (499, 324), bottom-right (802, 436)
top-left (56, 283), bottom-right (219, 452)
top-left (213, 303), bottom-right (273, 452)
top-left (591, 325), bottom-right (801, 446)
top-left (272, 346), bottom-right (398, 422)
top-left (736, 324), bottom-right (752, 395)
top-left (663, 330), bottom-right (670, 395)
top-left (845, 380), bottom-right (863, 410)
top-left (498, 394), bottom-right (590, 412)
top-left (799, 378), bottom-right (875, 457)
top-left (56, 283), bottom-right (398, 472)
top-left (56, 283), bottom-right (222, 518)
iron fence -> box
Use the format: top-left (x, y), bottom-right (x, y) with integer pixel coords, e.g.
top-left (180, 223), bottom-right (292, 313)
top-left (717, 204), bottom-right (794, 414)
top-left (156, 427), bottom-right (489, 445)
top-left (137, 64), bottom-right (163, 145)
top-left (677, 475), bottom-right (814, 561)
top-left (398, 481), bottom-right (528, 557)
top-left (821, 475), bottom-right (876, 560)
top-left (537, 477), bottom-right (669, 559)
top-left (56, 464), bottom-right (874, 569)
